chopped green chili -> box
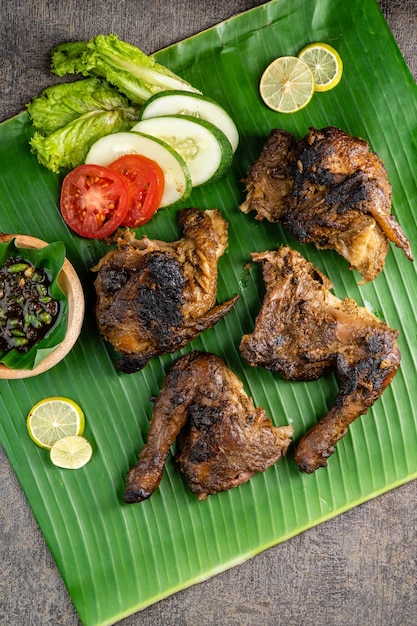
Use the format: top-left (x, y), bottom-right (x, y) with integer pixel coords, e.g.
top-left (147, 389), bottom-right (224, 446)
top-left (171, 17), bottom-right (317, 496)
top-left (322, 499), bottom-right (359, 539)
top-left (0, 256), bottom-right (60, 354)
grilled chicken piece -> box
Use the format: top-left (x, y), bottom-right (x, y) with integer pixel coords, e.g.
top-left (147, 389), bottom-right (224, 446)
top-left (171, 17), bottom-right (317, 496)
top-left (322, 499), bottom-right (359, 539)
top-left (239, 247), bottom-right (401, 473)
top-left (124, 351), bottom-right (293, 502)
top-left (240, 126), bottom-right (412, 282)
top-left (92, 208), bottom-right (238, 373)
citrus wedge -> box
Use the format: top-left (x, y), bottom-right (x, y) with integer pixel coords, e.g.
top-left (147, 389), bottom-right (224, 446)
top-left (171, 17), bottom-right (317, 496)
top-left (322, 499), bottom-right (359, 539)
top-left (298, 42), bottom-right (343, 92)
top-left (50, 435), bottom-right (92, 469)
top-left (27, 396), bottom-right (85, 450)
top-left (259, 56), bottom-right (314, 113)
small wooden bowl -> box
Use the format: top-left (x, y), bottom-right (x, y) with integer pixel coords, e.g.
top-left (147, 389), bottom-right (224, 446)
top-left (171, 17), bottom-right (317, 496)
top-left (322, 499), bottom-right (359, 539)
top-left (0, 234), bottom-right (85, 379)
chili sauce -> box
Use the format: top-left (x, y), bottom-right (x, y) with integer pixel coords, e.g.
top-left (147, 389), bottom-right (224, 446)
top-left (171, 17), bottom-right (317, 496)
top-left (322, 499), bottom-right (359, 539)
top-left (0, 256), bottom-right (60, 354)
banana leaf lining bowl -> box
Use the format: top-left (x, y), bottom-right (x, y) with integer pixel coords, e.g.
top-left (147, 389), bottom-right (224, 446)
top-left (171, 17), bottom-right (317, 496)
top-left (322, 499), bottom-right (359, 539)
top-left (0, 234), bottom-right (85, 379)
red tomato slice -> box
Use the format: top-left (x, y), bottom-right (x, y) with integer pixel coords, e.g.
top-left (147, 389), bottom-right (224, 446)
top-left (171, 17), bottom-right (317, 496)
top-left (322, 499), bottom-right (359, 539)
top-left (60, 164), bottom-right (130, 239)
top-left (108, 154), bottom-right (165, 227)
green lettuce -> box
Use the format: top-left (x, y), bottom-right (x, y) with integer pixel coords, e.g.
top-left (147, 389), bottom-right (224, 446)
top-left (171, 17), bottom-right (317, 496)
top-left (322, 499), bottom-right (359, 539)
top-left (27, 76), bottom-right (139, 134)
top-left (27, 77), bottom-right (141, 173)
top-left (51, 34), bottom-right (200, 104)
top-left (26, 35), bottom-right (201, 173)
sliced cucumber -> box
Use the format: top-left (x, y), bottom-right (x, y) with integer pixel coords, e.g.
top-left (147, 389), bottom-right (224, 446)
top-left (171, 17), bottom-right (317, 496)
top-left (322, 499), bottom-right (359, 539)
top-left (131, 115), bottom-right (233, 187)
top-left (85, 131), bottom-right (192, 208)
top-left (140, 90), bottom-right (239, 153)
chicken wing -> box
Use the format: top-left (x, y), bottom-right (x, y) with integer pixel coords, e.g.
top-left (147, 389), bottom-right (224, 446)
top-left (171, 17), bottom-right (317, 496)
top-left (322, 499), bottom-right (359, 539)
top-left (92, 208), bottom-right (238, 373)
top-left (239, 246), bottom-right (401, 473)
top-left (240, 126), bottom-right (412, 282)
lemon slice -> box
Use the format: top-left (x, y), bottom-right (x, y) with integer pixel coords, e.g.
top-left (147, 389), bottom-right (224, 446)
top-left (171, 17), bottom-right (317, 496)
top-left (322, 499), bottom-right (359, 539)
top-left (298, 42), bottom-right (343, 92)
top-left (50, 435), bottom-right (92, 469)
top-left (27, 396), bottom-right (85, 450)
top-left (259, 56), bottom-right (314, 113)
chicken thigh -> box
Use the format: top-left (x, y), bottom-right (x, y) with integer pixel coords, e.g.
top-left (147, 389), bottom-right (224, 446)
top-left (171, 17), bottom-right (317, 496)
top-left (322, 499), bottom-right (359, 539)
top-left (239, 246), bottom-right (401, 473)
top-left (124, 351), bottom-right (293, 502)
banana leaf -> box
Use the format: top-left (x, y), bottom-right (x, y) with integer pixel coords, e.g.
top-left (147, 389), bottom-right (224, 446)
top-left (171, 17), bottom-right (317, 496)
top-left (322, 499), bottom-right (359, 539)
top-left (0, 0), bottom-right (416, 624)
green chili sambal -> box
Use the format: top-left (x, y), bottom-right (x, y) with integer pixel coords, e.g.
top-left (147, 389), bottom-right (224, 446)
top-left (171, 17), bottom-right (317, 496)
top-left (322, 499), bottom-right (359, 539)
top-left (0, 256), bottom-right (60, 353)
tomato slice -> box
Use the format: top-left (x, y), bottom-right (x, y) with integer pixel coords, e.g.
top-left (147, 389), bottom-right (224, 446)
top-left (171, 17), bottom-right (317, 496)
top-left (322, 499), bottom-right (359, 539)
top-left (60, 164), bottom-right (130, 239)
top-left (108, 154), bottom-right (165, 227)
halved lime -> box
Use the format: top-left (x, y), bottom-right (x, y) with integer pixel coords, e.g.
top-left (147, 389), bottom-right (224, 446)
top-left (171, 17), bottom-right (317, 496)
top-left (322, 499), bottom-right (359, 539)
top-left (50, 435), bottom-right (92, 469)
top-left (259, 56), bottom-right (314, 113)
top-left (27, 396), bottom-right (85, 450)
top-left (298, 42), bottom-right (343, 92)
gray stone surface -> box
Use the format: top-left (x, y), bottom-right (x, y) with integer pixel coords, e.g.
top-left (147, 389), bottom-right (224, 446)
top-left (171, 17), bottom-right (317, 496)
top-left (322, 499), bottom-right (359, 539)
top-left (0, 1), bottom-right (416, 625)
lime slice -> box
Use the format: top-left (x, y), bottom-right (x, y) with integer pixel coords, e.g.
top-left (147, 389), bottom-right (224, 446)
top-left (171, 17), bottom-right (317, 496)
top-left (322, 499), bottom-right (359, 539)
top-left (50, 435), bottom-right (92, 469)
top-left (27, 396), bottom-right (85, 450)
top-left (298, 42), bottom-right (343, 92)
top-left (259, 56), bottom-right (314, 113)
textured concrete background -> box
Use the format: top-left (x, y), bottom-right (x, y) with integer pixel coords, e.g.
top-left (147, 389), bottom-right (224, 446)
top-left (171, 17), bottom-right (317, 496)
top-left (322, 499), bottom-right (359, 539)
top-left (0, 1), bottom-right (416, 625)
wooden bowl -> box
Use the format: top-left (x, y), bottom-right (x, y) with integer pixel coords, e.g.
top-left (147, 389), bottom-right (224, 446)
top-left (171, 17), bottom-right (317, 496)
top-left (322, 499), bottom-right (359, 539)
top-left (0, 234), bottom-right (85, 379)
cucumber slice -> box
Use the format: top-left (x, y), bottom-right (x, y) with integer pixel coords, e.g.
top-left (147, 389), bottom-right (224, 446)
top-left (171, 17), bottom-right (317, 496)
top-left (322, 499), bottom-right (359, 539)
top-left (131, 115), bottom-right (233, 187)
top-left (85, 131), bottom-right (192, 208)
top-left (140, 90), bottom-right (239, 153)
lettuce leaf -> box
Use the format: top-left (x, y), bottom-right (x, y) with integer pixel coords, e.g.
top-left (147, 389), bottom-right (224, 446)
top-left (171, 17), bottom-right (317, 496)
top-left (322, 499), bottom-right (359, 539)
top-left (27, 78), bottom-right (140, 173)
top-left (26, 35), bottom-right (201, 173)
top-left (51, 34), bottom-right (201, 104)
top-left (27, 77), bottom-right (139, 134)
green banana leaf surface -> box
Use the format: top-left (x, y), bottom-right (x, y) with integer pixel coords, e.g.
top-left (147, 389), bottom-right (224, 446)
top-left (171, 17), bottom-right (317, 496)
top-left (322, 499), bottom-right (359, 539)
top-left (1, 0), bottom-right (417, 624)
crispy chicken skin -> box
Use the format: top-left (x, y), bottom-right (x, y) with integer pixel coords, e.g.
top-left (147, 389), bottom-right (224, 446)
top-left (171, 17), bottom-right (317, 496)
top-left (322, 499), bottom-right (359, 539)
top-left (92, 208), bottom-right (238, 373)
top-left (239, 247), bottom-right (401, 473)
top-left (240, 127), bottom-right (412, 282)
top-left (124, 351), bottom-right (293, 502)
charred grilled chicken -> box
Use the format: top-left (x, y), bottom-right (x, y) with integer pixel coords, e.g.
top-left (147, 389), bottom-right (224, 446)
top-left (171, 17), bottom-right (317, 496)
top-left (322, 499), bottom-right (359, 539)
top-left (240, 126), bottom-right (412, 282)
top-left (239, 246), bottom-right (401, 473)
top-left (92, 208), bottom-right (238, 373)
top-left (124, 351), bottom-right (293, 502)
